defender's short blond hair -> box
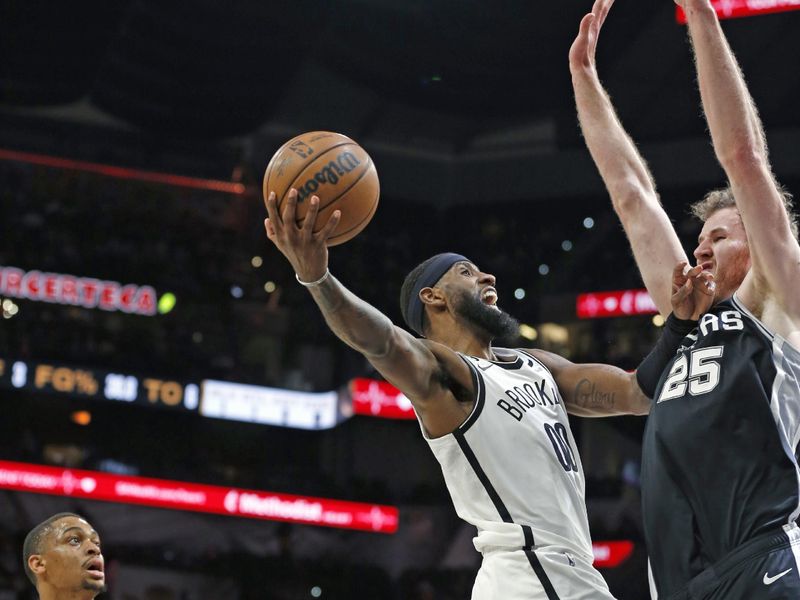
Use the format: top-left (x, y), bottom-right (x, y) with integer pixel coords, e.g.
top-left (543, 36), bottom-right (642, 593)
top-left (690, 186), bottom-right (799, 240)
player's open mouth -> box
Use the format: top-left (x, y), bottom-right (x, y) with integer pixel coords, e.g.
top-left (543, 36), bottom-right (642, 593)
top-left (84, 558), bottom-right (104, 579)
top-left (481, 287), bottom-right (498, 307)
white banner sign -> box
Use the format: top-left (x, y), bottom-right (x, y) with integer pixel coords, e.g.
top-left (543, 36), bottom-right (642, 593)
top-left (201, 380), bottom-right (339, 430)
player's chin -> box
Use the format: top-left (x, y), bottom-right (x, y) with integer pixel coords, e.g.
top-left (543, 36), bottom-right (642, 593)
top-left (83, 577), bottom-right (108, 593)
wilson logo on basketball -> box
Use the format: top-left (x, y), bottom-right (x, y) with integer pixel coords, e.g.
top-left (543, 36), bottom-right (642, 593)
top-left (296, 151), bottom-right (362, 203)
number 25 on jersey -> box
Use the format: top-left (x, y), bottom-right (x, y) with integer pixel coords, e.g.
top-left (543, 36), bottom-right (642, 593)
top-left (658, 346), bottom-right (724, 403)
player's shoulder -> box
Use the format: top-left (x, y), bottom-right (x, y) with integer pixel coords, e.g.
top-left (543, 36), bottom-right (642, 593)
top-left (514, 347), bottom-right (571, 372)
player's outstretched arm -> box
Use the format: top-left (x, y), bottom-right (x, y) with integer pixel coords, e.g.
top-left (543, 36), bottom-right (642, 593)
top-left (570, 0), bottom-right (687, 316)
top-left (532, 350), bottom-right (650, 417)
top-left (539, 264), bottom-right (712, 417)
top-left (680, 0), bottom-right (800, 320)
top-left (264, 189), bottom-right (473, 437)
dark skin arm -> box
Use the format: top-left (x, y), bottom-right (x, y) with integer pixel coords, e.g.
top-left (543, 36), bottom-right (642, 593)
top-left (537, 262), bottom-right (714, 417)
top-left (264, 189), bottom-right (473, 438)
top-left (533, 350), bottom-right (650, 417)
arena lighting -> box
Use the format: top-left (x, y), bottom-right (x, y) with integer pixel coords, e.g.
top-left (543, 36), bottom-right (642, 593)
top-left (0, 460), bottom-right (399, 533)
top-left (0, 265), bottom-right (159, 316)
top-left (70, 410), bottom-right (92, 426)
top-left (576, 289), bottom-right (658, 319)
top-left (349, 378), bottom-right (416, 419)
top-left (677, 0), bottom-right (800, 22)
top-left (0, 148), bottom-right (247, 195)
top-left (591, 541), bottom-right (635, 568)
top-left (157, 292), bottom-right (177, 314)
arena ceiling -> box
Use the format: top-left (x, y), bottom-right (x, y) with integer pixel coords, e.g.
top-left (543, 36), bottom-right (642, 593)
top-left (1, 0), bottom-right (799, 204)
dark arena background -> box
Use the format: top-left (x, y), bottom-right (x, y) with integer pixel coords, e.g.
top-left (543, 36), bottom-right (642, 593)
top-left (1, 1), bottom-right (800, 599)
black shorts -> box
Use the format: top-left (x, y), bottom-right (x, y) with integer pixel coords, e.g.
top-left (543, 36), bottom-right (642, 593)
top-left (663, 524), bottom-right (800, 600)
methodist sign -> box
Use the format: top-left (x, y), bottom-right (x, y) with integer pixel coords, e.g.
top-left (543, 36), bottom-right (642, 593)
top-left (0, 460), bottom-right (398, 534)
top-left (0, 265), bottom-right (157, 315)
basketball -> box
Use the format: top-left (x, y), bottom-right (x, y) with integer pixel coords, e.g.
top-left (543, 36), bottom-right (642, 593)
top-left (263, 131), bottom-right (380, 246)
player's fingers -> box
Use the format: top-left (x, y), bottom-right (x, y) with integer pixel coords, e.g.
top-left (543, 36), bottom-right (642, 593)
top-left (579, 12), bottom-right (595, 44)
top-left (302, 196), bottom-right (321, 237)
top-left (569, 14), bottom-right (594, 66)
top-left (264, 192), bottom-right (283, 228)
top-left (595, 0), bottom-right (613, 31)
top-left (282, 188), bottom-right (299, 227)
top-left (317, 209), bottom-right (341, 242)
top-left (264, 218), bottom-right (276, 240)
top-left (673, 261), bottom-right (690, 286)
top-left (676, 278), bottom-right (693, 301)
top-left (695, 272), bottom-right (716, 296)
top-left (687, 265), bottom-right (704, 278)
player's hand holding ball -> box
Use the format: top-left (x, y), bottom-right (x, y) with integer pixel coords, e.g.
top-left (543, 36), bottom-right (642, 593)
top-left (263, 131), bottom-right (380, 284)
top-left (264, 189), bottom-right (337, 284)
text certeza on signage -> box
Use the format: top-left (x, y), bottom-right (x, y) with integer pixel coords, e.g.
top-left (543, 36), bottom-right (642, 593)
top-left (0, 265), bottom-right (158, 315)
top-left (0, 358), bottom-right (200, 412)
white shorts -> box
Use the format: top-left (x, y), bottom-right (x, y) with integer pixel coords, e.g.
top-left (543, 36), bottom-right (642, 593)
top-left (471, 547), bottom-right (616, 600)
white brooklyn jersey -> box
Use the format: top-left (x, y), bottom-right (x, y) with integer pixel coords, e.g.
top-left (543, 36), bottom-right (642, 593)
top-left (421, 349), bottom-right (593, 561)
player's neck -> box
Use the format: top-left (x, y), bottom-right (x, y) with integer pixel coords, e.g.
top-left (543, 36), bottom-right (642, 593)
top-left (430, 327), bottom-right (493, 359)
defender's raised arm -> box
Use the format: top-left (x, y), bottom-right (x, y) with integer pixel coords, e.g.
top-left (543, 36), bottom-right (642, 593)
top-left (569, 0), bottom-right (687, 315)
top-left (679, 0), bottom-right (800, 333)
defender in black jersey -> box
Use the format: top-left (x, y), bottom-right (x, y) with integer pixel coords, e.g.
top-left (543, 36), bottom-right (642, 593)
top-left (643, 298), bottom-right (800, 598)
top-left (572, 0), bottom-right (800, 597)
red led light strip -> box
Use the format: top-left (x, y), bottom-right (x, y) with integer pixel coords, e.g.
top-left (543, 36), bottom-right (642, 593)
top-left (0, 148), bottom-right (246, 195)
top-left (677, 0), bottom-right (800, 22)
top-left (0, 460), bottom-right (398, 534)
top-left (592, 540), bottom-right (635, 568)
top-left (576, 289), bottom-right (658, 319)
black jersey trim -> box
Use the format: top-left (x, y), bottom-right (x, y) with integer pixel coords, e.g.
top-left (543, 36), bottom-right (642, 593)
top-left (454, 430), bottom-right (554, 594)
top-left (522, 524), bottom-right (536, 549)
top-left (457, 356), bottom-right (485, 434)
top-left (517, 349), bottom-right (551, 375)
top-left (518, 349), bottom-right (568, 407)
top-left (524, 549), bottom-right (561, 600)
top-left (478, 347), bottom-right (524, 370)
top-left (453, 429), bottom-right (513, 523)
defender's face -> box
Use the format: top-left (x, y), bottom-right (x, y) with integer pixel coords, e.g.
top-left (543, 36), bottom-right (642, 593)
top-left (35, 516), bottom-right (106, 595)
top-left (693, 207), bottom-right (751, 303)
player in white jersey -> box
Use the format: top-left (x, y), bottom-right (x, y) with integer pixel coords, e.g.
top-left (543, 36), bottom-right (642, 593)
top-left (263, 189), bottom-right (712, 599)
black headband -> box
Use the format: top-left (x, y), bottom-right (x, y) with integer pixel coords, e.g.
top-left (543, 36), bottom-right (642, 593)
top-left (406, 253), bottom-right (469, 336)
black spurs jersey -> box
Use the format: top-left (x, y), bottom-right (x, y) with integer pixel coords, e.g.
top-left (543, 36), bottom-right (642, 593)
top-left (642, 295), bottom-right (800, 596)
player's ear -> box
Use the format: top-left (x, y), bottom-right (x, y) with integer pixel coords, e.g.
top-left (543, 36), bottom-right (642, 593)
top-left (419, 286), bottom-right (446, 307)
top-left (29, 554), bottom-right (45, 577)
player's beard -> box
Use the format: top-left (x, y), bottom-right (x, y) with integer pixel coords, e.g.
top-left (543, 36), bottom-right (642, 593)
top-left (454, 291), bottom-right (520, 342)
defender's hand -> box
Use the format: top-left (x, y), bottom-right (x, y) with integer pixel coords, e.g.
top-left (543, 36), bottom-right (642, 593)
top-left (671, 262), bottom-right (715, 320)
top-left (264, 189), bottom-right (341, 283)
top-left (569, 0), bottom-right (615, 74)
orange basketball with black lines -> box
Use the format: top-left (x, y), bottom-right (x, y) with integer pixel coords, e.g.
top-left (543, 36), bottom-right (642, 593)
top-left (263, 131), bottom-right (380, 246)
